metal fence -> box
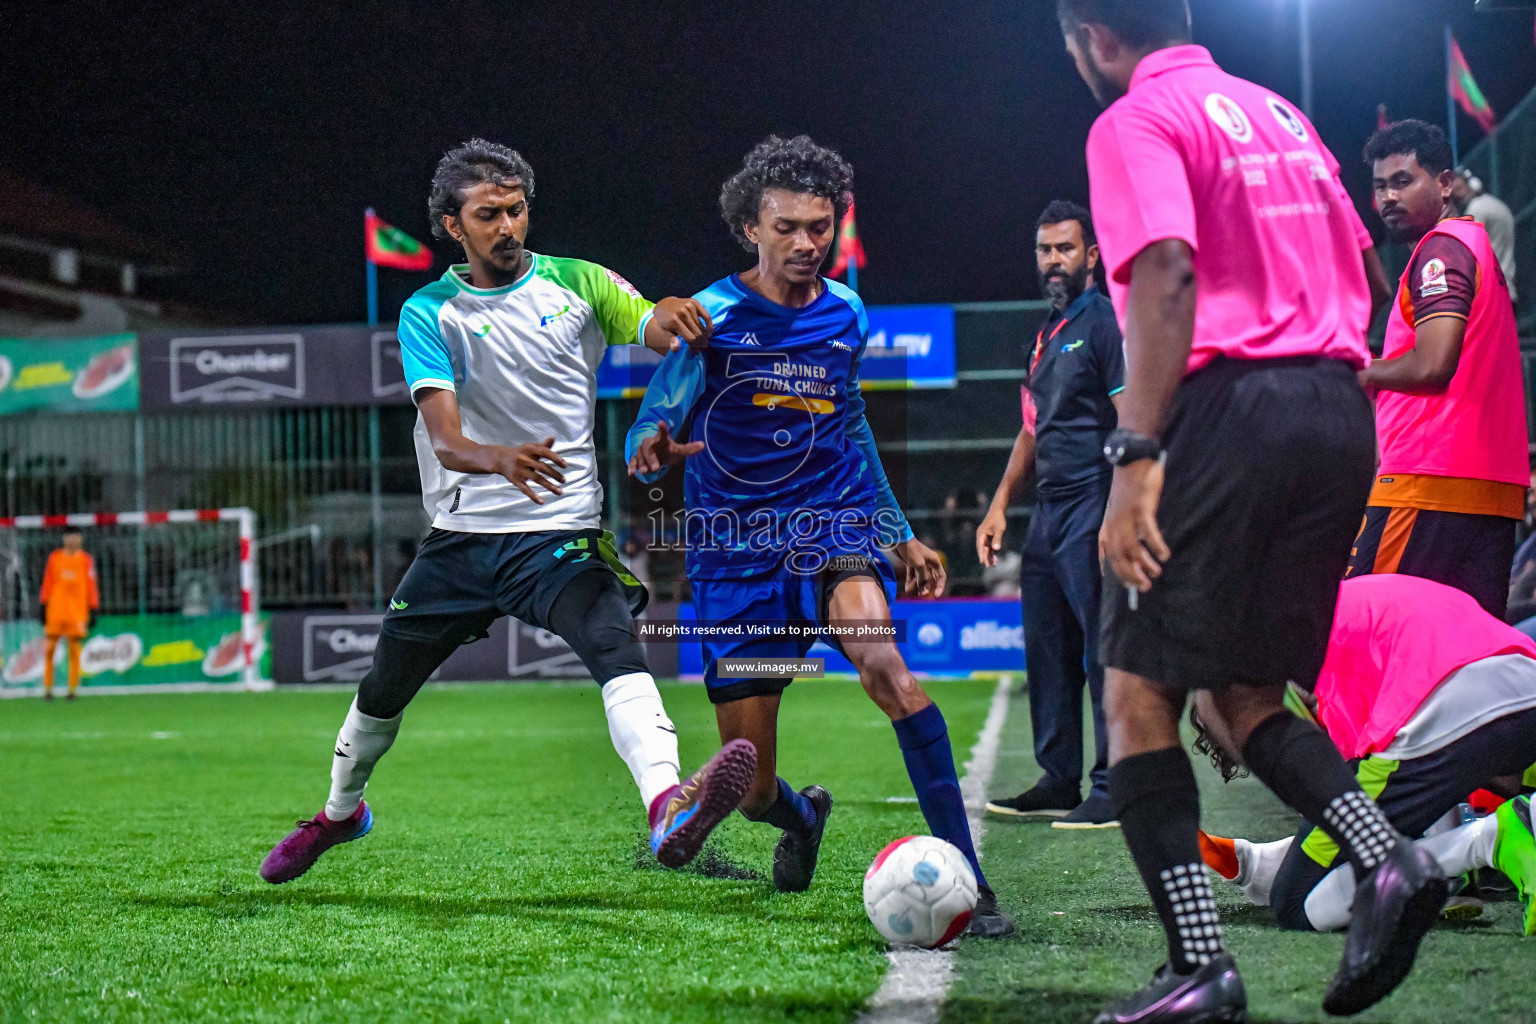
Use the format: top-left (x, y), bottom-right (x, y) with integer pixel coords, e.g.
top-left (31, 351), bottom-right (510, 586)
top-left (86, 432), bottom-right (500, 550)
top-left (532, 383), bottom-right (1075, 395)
top-left (1463, 85), bottom-right (1536, 336)
top-left (0, 301), bottom-right (1047, 608)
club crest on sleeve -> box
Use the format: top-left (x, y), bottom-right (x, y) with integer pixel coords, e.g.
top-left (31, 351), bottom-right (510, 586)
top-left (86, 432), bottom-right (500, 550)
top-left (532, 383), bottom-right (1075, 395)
top-left (606, 269), bottom-right (642, 298)
top-left (1420, 258), bottom-right (1449, 298)
top-left (1266, 97), bottom-right (1308, 142)
top-left (1205, 94), bottom-right (1253, 143)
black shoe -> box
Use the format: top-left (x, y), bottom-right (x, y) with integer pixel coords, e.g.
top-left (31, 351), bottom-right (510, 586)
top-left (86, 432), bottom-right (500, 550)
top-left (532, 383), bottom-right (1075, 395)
top-left (986, 779), bottom-right (1081, 819)
top-left (1323, 841), bottom-right (1447, 1016)
top-left (966, 884), bottom-right (1016, 937)
top-left (772, 785), bottom-right (831, 892)
top-left (1052, 793), bottom-right (1120, 830)
top-left (1093, 954), bottom-right (1247, 1024)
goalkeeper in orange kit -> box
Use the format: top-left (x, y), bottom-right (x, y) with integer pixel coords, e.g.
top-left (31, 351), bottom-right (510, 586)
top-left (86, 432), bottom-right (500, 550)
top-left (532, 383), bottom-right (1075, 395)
top-left (39, 529), bottom-right (99, 700)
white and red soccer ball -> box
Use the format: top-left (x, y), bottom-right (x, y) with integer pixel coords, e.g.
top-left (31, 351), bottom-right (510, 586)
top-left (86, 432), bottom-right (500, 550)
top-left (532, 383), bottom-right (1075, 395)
top-left (863, 835), bottom-right (978, 948)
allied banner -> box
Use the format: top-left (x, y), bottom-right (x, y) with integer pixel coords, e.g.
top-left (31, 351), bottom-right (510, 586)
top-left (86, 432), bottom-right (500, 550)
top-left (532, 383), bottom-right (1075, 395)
top-left (0, 334), bottom-right (139, 415)
top-left (0, 613), bottom-right (270, 694)
top-left (138, 325), bottom-right (412, 410)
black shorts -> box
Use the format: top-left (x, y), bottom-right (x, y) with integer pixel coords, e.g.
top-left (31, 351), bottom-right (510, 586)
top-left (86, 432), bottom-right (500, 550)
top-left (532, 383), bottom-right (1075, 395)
top-left (382, 527), bottom-right (647, 645)
top-left (1346, 505), bottom-right (1516, 619)
top-left (1100, 357), bottom-right (1375, 691)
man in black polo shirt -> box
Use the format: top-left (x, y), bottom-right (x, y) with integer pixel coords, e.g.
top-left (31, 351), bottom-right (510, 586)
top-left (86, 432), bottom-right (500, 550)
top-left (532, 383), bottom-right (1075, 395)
top-left (980, 200), bottom-right (1123, 828)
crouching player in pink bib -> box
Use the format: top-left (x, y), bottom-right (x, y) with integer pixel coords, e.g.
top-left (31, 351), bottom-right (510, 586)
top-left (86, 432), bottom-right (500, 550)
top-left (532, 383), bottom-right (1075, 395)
top-left (1196, 574), bottom-right (1536, 935)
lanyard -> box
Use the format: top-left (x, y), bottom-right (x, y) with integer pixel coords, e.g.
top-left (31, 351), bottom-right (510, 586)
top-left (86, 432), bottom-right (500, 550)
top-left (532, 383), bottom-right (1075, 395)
top-left (1031, 318), bottom-right (1069, 376)
top-left (1030, 288), bottom-right (1099, 377)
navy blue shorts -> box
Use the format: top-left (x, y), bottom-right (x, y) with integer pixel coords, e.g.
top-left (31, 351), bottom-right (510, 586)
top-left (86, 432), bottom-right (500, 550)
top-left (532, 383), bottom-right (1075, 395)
top-left (383, 528), bottom-right (647, 645)
top-left (692, 554), bottom-right (897, 704)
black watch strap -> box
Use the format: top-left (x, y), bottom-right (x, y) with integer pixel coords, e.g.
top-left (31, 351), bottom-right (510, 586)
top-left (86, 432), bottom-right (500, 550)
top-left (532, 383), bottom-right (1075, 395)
top-left (1103, 429), bottom-right (1163, 467)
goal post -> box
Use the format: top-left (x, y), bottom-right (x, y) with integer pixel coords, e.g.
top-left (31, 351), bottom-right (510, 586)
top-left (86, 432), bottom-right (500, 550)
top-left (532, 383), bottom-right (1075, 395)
top-left (0, 507), bottom-right (266, 693)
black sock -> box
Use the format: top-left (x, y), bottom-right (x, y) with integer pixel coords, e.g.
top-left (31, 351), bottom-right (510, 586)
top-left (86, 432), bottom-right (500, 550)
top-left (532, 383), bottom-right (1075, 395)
top-left (1109, 747), bottom-right (1224, 974)
top-left (1242, 712), bottom-right (1399, 876)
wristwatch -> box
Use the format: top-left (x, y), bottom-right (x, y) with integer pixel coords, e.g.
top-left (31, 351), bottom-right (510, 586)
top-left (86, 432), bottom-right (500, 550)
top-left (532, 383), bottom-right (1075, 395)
top-left (1103, 428), bottom-right (1163, 467)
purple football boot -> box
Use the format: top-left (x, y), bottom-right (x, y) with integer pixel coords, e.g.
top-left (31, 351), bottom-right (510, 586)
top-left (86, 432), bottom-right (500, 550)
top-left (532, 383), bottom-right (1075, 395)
top-left (650, 739), bottom-right (757, 869)
top-left (260, 801), bottom-right (372, 884)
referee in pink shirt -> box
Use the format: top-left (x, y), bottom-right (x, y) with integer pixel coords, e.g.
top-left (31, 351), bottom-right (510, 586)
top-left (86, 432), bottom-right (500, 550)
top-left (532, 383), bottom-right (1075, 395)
top-left (1058, 2), bottom-right (1445, 1021)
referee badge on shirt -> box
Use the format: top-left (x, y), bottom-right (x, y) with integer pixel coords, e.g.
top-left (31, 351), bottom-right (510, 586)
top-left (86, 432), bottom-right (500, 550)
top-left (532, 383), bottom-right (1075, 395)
top-left (1420, 258), bottom-right (1449, 298)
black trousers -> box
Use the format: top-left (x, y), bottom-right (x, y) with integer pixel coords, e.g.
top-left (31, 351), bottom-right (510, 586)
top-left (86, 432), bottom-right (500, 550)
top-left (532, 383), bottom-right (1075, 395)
top-left (1020, 480), bottom-right (1110, 796)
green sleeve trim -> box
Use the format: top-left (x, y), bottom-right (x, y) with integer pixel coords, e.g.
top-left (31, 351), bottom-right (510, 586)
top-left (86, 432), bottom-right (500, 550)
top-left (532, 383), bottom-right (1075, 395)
top-left (536, 255), bottom-right (655, 346)
top-left (1300, 757), bottom-right (1400, 868)
top-left (1107, 386), bottom-right (1125, 397)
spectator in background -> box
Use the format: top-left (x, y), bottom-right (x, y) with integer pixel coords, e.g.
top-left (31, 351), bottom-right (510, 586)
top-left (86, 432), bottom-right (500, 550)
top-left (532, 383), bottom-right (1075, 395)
top-left (1453, 169), bottom-right (1518, 306)
top-left (1350, 121), bottom-right (1529, 618)
top-left (979, 200), bottom-right (1121, 829)
top-left (39, 528), bottom-right (99, 701)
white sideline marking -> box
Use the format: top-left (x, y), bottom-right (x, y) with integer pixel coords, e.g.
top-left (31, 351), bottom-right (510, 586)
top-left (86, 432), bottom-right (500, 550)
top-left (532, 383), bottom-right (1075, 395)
top-left (855, 675), bottom-right (1012, 1024)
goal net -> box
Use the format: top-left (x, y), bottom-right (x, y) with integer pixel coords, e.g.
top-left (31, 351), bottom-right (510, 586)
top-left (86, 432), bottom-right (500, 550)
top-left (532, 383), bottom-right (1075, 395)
top-left (0, 508), bottom-right (264, 694)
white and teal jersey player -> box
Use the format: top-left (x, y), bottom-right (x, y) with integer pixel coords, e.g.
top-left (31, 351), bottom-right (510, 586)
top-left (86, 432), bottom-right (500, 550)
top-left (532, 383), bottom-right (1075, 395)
top-left (622, 133), bottom-right (1013, 936)
top-left (259, 140), bottom-right (755, 887)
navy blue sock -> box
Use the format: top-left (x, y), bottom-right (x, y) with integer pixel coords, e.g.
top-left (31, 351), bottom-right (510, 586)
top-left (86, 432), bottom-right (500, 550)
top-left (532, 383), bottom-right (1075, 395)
top-left (744, 777), bottom-right (816, 833)
top-left (892, 703), bottom-right (986, 888)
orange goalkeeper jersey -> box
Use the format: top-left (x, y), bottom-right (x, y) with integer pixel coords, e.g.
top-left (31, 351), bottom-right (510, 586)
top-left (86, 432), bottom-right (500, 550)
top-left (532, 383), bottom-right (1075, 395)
top-left (40, 549), bottom-right (99, 636)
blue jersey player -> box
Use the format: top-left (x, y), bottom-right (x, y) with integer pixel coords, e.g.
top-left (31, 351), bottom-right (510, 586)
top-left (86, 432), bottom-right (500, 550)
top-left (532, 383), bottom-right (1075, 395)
top-left (627, 136), bottom-right (1013, 936)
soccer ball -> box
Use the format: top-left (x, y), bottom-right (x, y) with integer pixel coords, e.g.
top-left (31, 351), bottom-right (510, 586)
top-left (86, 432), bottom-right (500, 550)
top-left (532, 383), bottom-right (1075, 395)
top-left (862, 835), bottom-right (978, 948)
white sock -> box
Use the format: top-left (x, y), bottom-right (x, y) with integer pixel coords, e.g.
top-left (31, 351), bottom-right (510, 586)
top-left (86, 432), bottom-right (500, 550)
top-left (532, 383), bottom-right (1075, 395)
top-left (1419, 814), bottom-right (1499, 877)
top-left (1236, 836), bottom-right (1293, 907)
top-left (1303, 818), bottom-right (1496, 932)
top-left (602, 672), bottom-right (680, 810)
top-left (325, 699), bottom-right (402, 821)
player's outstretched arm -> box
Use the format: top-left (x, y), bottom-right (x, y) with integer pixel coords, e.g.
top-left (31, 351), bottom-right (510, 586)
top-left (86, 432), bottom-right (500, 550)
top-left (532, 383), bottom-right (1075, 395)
top-left (416, 387), bottom-right (568, 505)
top-left (627, 421), bottom-right (702, 478)
top-left (892, 538), bottom-right (946, 599)
top-left (643, 297), bottom-right (714, 355)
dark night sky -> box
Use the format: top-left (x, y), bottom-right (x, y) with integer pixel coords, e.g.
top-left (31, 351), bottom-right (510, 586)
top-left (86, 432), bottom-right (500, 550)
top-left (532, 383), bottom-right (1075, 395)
top-left (6, 1), bottom-right (1536, 324)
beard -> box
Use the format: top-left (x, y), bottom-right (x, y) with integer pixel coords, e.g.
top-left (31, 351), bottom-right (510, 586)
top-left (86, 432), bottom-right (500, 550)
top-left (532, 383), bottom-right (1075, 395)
top-left (1082, 58), bottom-right (1126, 107)
top-left (1039, 263), bottom-right (1091, 310)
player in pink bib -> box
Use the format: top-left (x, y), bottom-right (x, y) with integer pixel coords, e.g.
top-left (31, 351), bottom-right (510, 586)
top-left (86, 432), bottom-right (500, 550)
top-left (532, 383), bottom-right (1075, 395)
top-left (1348, 120), bottom-right (1528, 618)
top-left (1195, 575), bottom-right (1536, 938)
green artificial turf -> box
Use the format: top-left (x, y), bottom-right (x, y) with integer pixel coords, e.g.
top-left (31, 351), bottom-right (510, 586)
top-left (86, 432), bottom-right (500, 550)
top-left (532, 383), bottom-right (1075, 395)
top-left (0, 678), bottom-right (995, 1024)
top-left (7, 679), bottom-right (1530, 1024)
top-left (947, 686), bottom-right (1535, 1024)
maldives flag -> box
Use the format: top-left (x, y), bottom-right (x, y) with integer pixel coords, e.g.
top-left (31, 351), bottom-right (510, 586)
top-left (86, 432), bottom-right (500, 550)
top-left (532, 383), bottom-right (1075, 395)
top-left (1448, 36), bottom-right (1497, 133)
top-left (828, 202), bottom-right (866, 279)
top-left (365, 208), bottom-right (433, 271)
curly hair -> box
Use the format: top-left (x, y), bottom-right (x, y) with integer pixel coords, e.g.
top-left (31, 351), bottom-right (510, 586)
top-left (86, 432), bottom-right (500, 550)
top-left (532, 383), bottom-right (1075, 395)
top-left (1189, 706), bottom-right (1249, 784)
top-left (1363, 119), bottom-right (1454, 177)
top-left (427, 139), bottom-right (535, 241)
top-left (718, 135), bottom-right (853, 252)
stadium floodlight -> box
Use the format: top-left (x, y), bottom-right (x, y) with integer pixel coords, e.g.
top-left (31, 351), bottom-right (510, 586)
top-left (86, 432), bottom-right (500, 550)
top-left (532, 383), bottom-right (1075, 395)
top-left (1276, 0), bottom-right (1316, 119)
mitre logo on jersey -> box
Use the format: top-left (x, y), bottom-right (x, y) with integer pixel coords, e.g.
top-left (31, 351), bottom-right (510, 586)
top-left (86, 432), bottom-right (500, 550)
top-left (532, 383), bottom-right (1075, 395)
top-left (1205, 94), bottom-right (1254, 143)
top-left (606, 268), bottom-right (642, 299)
top-left (740, 333), bottom-right (760, 346)
top-left (1267, 97), bottom-right (1309, 142)
top-left (1421, 258), bottom-right (1449, 298)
